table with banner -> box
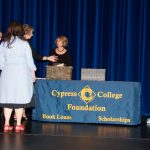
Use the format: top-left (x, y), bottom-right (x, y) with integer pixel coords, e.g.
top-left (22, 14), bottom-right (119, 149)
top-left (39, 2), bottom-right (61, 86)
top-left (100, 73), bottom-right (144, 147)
top-left (32, 79), bottom-right (141, 125)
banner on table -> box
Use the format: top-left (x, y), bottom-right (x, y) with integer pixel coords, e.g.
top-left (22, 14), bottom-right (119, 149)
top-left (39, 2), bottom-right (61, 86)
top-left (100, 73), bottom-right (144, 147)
top-left (32, 80), bottom-right (141, 125)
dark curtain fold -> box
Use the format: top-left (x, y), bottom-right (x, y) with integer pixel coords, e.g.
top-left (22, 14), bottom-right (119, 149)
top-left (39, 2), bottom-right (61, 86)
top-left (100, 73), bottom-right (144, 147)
top-left (0, 0), bottom-right (150, 115)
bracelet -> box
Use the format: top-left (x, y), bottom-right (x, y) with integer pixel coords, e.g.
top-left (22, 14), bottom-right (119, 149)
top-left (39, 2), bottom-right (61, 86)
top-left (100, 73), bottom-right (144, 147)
top-left (43, 56), bottom-right (47, 60)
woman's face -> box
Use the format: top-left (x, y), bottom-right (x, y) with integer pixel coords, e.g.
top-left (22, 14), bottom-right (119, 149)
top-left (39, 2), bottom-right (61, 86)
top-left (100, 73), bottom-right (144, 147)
top-left (24, 30), bottom-right (33, 40)
top-left (56, 39), bottom-right (63, 48)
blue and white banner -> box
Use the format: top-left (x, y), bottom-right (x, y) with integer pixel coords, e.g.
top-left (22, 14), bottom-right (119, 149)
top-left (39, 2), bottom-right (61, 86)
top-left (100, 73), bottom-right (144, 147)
top-left (32, 80), bottom-right (141, 125)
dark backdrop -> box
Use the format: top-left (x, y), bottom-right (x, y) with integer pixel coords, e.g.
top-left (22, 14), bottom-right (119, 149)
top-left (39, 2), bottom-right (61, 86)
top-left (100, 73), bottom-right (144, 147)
top-left (0, 0), bottom-right (150, 115)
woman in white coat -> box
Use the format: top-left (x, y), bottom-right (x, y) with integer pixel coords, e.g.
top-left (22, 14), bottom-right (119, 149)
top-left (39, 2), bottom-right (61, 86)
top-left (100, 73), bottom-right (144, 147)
top-left (0, 21), bottom-right (36, 132)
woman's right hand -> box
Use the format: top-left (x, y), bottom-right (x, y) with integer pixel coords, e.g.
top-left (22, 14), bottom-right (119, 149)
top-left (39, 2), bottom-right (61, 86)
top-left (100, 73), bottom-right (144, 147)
top-left (47, 55), bottom-right (58, 62)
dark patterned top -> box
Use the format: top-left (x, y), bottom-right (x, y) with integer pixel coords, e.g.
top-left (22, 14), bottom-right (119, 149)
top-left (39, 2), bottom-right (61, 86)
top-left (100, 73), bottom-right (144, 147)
top-left (48, 49), bottom-right (72, 66)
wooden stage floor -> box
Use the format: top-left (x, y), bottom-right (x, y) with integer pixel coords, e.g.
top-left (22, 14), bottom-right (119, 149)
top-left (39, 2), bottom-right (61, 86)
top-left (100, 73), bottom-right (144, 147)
top-left (0, 114), bottom-right (150, 150)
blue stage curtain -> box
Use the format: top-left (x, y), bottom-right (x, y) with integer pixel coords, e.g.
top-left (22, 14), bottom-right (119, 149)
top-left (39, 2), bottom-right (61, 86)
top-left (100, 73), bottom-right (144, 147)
top-left (0, 0), bottom-right (150, 115)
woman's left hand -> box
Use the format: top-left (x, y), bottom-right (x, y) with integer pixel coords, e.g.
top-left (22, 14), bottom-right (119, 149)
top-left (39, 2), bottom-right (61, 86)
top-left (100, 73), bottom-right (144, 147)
top-left (32, 71), bottom-right (36, 83)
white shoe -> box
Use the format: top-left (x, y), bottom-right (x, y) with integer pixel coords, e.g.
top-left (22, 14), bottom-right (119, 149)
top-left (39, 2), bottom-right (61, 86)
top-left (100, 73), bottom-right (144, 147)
top-left (147, 118), bottom-right (150, 124)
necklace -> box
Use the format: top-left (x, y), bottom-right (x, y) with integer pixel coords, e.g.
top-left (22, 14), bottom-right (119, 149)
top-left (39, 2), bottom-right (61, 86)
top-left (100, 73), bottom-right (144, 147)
top-left (57, 48), bottom-right (64, 52)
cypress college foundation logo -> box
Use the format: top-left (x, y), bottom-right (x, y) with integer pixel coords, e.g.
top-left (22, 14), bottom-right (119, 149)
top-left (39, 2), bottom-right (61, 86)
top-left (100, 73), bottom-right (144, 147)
top-left (78, 85), bottom-right (96, 104)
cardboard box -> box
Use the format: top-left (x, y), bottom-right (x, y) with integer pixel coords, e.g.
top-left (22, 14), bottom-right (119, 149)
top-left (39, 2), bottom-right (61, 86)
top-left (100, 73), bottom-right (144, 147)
top-left (81, 68), bottom-right (106, 81)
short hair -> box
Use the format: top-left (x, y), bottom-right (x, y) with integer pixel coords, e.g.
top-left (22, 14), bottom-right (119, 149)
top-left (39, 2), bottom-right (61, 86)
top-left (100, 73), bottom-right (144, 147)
top-left (23, 24), bottom-right (34, 34)
top-left (55, 35), bottom-right (68, 48)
